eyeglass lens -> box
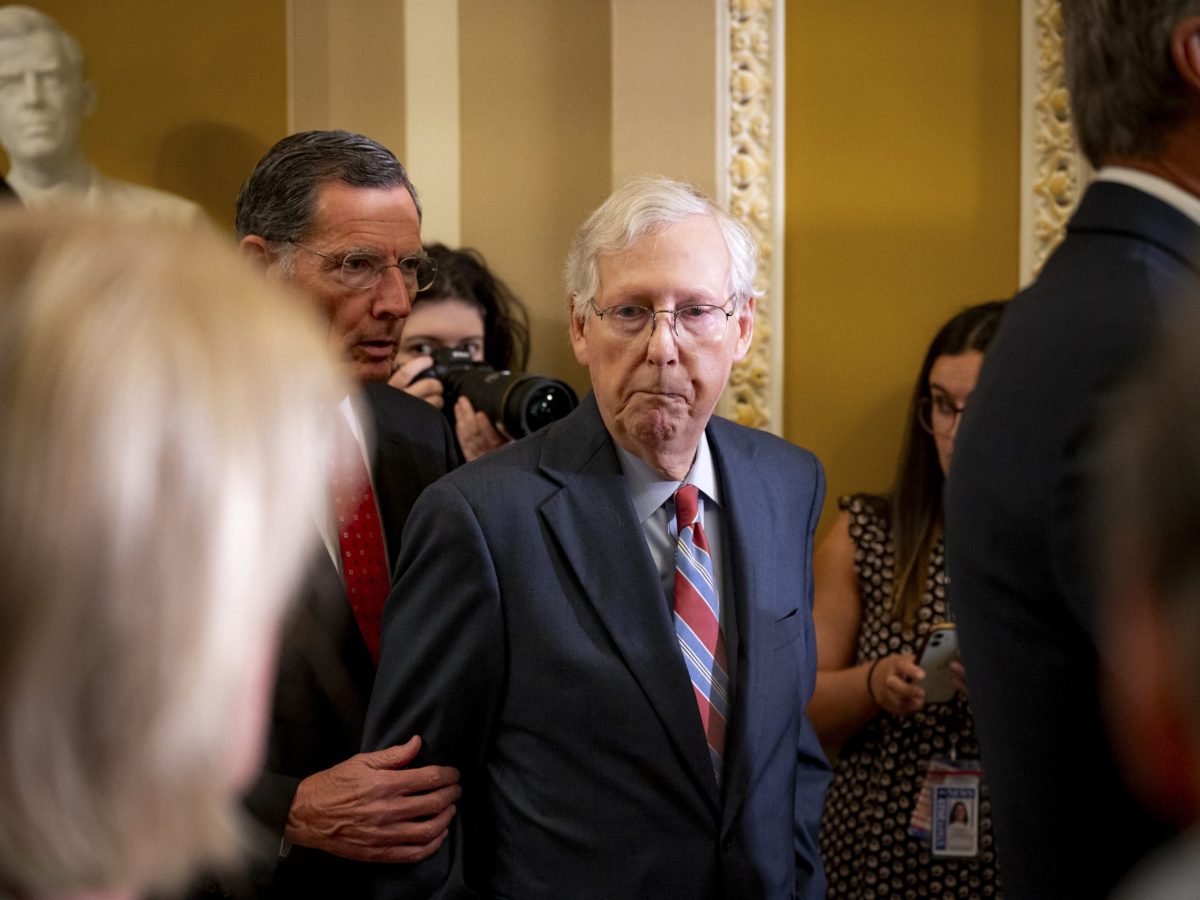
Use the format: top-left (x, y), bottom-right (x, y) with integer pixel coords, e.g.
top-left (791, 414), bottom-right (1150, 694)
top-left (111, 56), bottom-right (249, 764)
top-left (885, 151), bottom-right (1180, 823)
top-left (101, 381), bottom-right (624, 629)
top-left (918, 396), bottom-right (964, 436)
top-left (595, 304), bottom-right (731, 343)
top-left (340, 254), bottom-right (437, 292)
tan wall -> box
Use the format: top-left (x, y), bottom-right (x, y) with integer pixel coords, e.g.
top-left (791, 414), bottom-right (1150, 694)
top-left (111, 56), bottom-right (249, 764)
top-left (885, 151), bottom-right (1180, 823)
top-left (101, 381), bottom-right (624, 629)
top-left (10, 2), bottom-right (1025, 501)
top-left (9, 0), bottom-right (289, 230)
top-left (784, 2), bottom-right (1022, 531)
top-left (611, 0), bottom-right (716, 196)
top-left (288, 0), bottom-right (408, 185)
top-left (458, 0), bottom-right (611, 396)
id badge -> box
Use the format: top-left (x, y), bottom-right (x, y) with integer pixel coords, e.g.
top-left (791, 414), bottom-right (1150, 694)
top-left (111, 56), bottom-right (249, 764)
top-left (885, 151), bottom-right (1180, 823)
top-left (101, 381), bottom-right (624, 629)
top-left (909, 756), bottom-right (981, 859)
top-left (931, 780), bottom-right (979, 858)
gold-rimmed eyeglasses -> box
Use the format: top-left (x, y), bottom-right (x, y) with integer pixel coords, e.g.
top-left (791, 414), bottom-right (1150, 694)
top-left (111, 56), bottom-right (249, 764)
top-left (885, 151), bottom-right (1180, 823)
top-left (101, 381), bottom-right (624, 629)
top-left (289, 241), bottom-right (438, 293)
top-left (589, 299), bottom-right (736, 345)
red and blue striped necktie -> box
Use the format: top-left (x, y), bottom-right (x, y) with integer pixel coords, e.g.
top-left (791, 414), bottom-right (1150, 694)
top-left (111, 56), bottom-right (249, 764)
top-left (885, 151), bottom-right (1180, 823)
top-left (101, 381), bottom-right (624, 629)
top-left (672, 484), bottom-right (730, 782)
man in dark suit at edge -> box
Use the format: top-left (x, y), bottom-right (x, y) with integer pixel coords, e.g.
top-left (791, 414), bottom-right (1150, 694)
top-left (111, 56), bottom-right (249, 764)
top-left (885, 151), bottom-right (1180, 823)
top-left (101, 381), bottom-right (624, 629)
top-left (945, 2), bottom-right (1200, 897)
top-left (365, 175), bottom-right (830, 899)
top-left (227, 130), bottom-right (461, 898)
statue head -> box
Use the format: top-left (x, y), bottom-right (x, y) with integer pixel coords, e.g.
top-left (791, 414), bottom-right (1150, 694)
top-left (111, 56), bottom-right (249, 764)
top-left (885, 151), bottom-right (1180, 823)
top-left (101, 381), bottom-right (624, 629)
top-left (0, 6), bottom-right (93, 170)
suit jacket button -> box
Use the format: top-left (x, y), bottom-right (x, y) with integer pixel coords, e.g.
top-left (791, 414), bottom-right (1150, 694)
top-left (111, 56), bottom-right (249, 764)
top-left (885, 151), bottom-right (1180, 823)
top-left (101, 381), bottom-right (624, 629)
top-left (722, 834), bottom-right (735, 852)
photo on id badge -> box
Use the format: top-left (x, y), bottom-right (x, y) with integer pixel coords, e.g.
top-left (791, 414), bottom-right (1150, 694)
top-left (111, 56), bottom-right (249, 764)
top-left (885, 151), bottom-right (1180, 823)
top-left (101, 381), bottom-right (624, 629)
top-left (932, 784), bottom-right (978, 857)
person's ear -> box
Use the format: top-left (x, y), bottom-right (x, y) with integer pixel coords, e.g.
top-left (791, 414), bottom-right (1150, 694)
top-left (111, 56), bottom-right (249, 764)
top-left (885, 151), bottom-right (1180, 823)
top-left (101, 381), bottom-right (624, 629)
top-left (81, 79), bottom-right (96, 119)
top-left (1171, 17), bottom-right (1200, 95)
top-left (568, 295), bottom-right (589, 367)
top-left (239, 235), bottom-right (276, 272)
top-left (732, 295), bottom-right (756, 362)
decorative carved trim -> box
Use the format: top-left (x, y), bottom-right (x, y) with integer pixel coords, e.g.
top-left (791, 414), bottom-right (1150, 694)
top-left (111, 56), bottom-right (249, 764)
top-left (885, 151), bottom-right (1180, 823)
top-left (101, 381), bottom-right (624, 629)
top-left (1021, 0), bottom-right (1085, 285)
top-left (719, 0), bottom-right (783, 433)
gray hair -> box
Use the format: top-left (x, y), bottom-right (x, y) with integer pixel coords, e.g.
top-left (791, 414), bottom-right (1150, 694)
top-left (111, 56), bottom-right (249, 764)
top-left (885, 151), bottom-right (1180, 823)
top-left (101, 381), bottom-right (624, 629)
top-left (0, 210), bottom-right (346, 897)
top-left (563, 175), bottom-right (761, 324)
top-left (235, 130), bottom-right (420, 245)
top-left (0, 5), bottom-right (85, 72)
top-left (1063, 0), bottom-right (1200, 167)
top-left (1102, 309), bottom-right (1200, 722)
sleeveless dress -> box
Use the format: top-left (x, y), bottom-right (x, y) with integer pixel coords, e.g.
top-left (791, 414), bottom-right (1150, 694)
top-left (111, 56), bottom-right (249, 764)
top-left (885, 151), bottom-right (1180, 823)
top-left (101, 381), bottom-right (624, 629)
top-left (819, 494), bottom-right (1002, 898)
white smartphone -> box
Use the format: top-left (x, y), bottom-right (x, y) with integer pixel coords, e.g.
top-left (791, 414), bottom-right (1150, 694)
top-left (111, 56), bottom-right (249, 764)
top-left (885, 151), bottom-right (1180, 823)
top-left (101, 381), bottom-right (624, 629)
top-left (916, 622), bottom-right (959, 704)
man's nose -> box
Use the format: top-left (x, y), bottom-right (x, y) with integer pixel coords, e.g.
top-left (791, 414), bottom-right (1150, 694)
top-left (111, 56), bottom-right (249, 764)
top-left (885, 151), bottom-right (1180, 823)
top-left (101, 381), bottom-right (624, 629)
top-left (371, 265), bottom-right (413, 319)
top-left (20, 72), bottom-right (43, 105)
top-left (645, 311), bottom-right (680, 364)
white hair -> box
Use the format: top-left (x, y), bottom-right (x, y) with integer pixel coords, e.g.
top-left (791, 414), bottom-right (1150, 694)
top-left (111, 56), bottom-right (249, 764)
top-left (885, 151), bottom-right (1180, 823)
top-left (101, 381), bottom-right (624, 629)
top-left (0, 210), bottom-right (348, 897)
top-left (563, 174), bottom-right (761, 323)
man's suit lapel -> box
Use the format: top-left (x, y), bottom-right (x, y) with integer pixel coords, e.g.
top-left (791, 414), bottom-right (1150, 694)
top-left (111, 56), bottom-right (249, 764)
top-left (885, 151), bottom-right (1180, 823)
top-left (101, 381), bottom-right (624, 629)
top-left (536, 397), bottom-right (722, 812)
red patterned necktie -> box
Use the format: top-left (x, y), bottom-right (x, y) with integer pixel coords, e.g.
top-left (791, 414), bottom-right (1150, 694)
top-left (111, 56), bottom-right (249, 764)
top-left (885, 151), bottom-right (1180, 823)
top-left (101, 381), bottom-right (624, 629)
top-left (330, 416), bottom-right (389, 665)
top-left (672, 484), bottom-right (730, 782)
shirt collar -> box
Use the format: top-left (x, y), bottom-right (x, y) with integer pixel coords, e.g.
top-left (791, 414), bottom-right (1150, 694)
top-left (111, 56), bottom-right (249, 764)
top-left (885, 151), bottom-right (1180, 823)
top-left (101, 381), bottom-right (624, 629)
top-left (617, 431), bottom-right (721, 525)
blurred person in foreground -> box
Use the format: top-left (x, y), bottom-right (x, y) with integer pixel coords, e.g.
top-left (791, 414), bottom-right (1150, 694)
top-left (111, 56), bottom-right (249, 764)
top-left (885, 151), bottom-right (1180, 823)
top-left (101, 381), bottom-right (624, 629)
top-left (944, 1), bottom-right (1200, 895)
top-left (232, 130), bottom-right (460, 898)
top-left (811, 301), bottom-right (1005, 898)
top-left (389, 242), bottom-right (531, 460)
top-left (1103, 309), bottom-right (1200, 899)
top-left (365, 175), bottom-right (830, 899)
top-left (0, 210), bottom-right (346, 900)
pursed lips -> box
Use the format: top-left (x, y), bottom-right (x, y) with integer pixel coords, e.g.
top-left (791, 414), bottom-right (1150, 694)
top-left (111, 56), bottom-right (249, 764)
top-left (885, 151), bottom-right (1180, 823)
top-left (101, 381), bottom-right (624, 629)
top-left (628, 387), bottom-right (688, 403)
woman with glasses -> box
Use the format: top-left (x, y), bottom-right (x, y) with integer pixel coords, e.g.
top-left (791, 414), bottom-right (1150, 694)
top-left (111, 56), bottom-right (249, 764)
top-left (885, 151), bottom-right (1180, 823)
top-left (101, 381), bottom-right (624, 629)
top-left (809, 301), bottom-right (1006, 898)
top-left (388, 243), bottom-right (531, 461)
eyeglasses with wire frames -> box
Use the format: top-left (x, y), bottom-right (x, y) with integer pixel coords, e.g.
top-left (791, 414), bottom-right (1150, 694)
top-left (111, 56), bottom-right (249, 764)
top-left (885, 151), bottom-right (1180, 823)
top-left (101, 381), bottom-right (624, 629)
top-left (917, 393), bottom-right (968, 437)
top-left (289, 241), bottom-right (438, 293)
top-left (588, 298), bottom-right (738, 345)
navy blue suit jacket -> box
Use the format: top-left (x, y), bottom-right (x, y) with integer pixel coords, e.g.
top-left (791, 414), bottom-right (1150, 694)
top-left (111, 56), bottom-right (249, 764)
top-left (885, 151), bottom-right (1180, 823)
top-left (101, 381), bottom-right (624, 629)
top-left (364, 394), bottom-right (829, 899)
top-left (946, 181), bottom-right (1200, 898)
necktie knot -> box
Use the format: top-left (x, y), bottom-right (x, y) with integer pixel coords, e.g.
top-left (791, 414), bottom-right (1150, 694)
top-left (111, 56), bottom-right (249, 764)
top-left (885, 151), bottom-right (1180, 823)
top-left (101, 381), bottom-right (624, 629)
top-left (674, 483), bottom-right (700, 531)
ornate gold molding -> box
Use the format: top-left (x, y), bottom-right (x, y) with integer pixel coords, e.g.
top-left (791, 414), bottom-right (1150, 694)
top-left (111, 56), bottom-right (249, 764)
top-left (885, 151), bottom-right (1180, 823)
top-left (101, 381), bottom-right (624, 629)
top-left (720, 0), bottom-right (782, 432)
top-left (1021, 0), bottom-right (1084, 284)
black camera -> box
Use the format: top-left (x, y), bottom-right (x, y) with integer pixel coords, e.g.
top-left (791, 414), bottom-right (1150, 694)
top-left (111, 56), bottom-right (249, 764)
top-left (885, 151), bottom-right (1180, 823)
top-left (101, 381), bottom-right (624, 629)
top-left (415, 348), bottom-right (578, 438)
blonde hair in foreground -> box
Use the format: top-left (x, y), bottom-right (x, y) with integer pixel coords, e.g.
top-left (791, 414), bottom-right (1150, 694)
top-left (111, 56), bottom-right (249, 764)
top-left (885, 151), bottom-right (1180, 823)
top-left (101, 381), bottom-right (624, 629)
top-left (0, 210), bottom-right (348, 897)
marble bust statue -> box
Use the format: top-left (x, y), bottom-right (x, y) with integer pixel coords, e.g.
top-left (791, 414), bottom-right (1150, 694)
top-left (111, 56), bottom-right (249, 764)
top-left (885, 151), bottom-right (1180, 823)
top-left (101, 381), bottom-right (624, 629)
top-left (0, 5), bottom-right (203, 224)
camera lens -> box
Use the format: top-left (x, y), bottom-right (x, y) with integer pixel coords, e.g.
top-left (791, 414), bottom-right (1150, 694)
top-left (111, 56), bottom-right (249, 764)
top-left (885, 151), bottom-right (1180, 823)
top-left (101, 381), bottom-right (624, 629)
top-left (505, 378), bottom-right (577, 436)
top-left (445, 367), bottom-right (578, 438)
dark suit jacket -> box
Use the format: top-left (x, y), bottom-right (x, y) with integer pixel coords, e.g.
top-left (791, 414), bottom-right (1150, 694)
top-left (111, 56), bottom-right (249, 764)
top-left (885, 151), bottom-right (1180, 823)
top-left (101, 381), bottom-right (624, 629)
top-left (945, 181), bottom-right (1200, 898)
top-left (235, 383), bottom-right (458, 899)
top-left (363, 394), bottom-right (830, 899)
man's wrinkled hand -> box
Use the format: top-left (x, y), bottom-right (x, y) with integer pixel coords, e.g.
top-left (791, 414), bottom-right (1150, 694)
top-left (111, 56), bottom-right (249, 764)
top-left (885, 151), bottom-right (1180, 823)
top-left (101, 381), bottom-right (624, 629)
top-left (284, 735), bottom-right (461, 863)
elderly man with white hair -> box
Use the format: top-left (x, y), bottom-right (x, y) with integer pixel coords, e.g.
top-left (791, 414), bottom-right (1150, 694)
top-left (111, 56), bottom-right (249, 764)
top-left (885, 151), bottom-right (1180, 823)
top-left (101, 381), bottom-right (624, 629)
top-left (365, 175), bottom-right (831, 900)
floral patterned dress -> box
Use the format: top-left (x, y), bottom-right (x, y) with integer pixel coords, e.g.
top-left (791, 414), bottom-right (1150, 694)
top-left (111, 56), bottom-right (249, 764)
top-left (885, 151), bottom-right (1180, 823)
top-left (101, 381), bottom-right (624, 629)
top-left (819, 494), bottom-right (1002, 898)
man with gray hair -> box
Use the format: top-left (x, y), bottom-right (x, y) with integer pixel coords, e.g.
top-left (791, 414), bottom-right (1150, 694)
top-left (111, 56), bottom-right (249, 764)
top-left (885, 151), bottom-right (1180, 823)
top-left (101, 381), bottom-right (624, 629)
top-left (945, 1), bottom-right (1200, 896)
top-left (0, 5), bottom-right (202, 223)
top-left (365, 175), bottom-right (830, 898)
top-left (226, 130), bottom-right (461, 899)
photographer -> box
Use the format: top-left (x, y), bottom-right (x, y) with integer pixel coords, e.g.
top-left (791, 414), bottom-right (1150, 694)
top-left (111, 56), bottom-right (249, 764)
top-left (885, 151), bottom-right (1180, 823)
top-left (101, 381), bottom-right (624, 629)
top-left (389, 243), bottom-right (531, 461)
